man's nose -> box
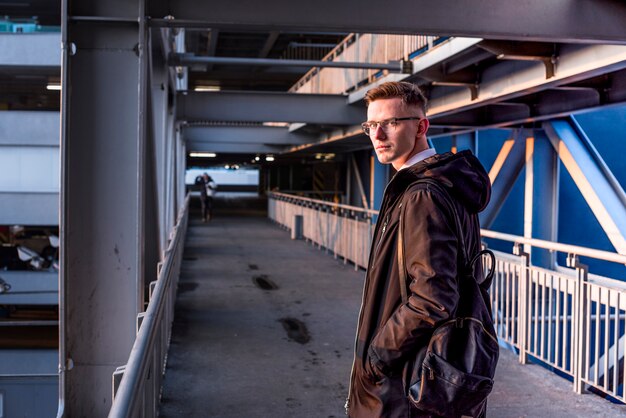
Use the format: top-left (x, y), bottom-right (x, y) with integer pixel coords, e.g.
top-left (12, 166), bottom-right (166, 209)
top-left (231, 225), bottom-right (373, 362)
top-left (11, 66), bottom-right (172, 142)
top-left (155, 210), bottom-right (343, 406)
top-left (373, 125), bottom-right (386, 139)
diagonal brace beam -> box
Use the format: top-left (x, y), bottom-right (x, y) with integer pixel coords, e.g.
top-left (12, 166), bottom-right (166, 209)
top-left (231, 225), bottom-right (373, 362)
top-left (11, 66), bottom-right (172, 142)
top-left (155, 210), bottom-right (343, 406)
top-left (543, 117), bottom-right (626, 254)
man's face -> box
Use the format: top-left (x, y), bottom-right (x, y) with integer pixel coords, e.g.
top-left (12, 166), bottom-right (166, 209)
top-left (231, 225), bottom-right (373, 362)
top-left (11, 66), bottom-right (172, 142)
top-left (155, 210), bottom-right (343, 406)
top-left (366, 97), bottom-right (427, 170)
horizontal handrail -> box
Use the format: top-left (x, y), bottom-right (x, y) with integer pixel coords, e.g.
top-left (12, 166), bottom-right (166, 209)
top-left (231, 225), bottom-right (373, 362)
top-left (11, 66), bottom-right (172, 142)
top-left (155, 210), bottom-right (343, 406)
top-left (108, 194), bottom-right (190, 418)
top-left (271, 191), bottom-right (626, 264)
top-left (481, 229), bottom-right (626, 265)
top-left (269, 191), bottom-right (378, 216)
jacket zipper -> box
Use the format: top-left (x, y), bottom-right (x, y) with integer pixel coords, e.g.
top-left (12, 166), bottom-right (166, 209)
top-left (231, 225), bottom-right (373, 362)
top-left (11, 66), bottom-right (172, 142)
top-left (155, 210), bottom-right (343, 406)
top-left (346, 179), bottom-right (398, 415)
top-left (374, 215), bottom-right (390, 256)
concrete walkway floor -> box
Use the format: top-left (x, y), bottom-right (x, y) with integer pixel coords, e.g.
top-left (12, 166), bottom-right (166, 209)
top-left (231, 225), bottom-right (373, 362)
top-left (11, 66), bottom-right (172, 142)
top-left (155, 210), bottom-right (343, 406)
top-left (160, 197), bottom-right (626, 417)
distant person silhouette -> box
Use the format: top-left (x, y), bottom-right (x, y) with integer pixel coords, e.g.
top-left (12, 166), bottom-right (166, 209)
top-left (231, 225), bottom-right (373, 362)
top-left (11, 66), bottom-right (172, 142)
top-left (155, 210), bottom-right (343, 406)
top-left (198, 173), bottom-right (217, 222)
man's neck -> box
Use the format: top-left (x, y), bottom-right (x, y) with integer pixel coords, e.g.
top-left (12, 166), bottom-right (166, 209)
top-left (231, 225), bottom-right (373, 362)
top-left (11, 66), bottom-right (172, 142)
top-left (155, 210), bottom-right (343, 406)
top-left (397, 147), bottom-right (436, 170)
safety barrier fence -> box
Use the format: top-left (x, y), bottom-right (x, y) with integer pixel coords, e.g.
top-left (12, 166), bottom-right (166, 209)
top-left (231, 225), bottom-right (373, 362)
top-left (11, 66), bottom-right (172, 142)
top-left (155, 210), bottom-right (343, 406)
top-left (108, 194), bottom-right (190, 418)
top-left (289, 33), bottom-right (444, 95)
top-left (268, 192), bottom-right (626, 403)
top-left (268, 192), bottom-right (377, 269)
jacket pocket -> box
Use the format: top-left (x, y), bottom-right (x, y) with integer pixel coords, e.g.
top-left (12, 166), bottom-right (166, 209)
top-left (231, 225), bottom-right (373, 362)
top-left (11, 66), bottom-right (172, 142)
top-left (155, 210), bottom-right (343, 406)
top-left (408, 351), bottom-right (492, 417)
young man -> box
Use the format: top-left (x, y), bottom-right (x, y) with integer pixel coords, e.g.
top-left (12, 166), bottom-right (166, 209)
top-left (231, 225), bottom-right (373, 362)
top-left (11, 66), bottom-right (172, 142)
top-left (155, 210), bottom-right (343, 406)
top-left (346, 82), bottom-right (491, 417)
top-left (199, 173), bottom-right (217, 222)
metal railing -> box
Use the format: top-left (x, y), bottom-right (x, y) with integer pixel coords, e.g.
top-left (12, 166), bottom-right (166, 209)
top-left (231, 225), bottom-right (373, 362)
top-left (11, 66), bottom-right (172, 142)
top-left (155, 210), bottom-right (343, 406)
top-left (289, 33), bottom-right (444, 95)
top-left (268, 192), bottom-right (626, 403)
top-left (108, 194), bottom-right (190, 418)
top-left (269, 192), bottom-right (376, 270)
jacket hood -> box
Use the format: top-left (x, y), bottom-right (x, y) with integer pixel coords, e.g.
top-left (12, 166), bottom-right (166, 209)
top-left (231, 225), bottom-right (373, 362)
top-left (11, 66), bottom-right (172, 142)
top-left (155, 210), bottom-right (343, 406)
top-left (394, 150), bottom-right (491, 213)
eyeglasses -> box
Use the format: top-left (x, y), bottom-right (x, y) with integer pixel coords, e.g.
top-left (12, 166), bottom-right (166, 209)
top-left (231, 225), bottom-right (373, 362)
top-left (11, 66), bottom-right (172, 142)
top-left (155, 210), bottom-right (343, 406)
top-left (361, 117), bottom-right (421, 136)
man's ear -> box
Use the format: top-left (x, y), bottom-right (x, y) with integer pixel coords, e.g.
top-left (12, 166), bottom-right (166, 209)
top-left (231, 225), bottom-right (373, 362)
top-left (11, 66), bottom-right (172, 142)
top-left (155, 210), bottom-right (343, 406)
top-left (416, 118), bottom-right (429, 136)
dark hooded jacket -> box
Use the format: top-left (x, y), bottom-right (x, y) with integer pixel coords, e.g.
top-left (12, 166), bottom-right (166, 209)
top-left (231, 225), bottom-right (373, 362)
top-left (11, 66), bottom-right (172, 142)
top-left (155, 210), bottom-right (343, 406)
top-left (347, 150), bottom-right (491, 418)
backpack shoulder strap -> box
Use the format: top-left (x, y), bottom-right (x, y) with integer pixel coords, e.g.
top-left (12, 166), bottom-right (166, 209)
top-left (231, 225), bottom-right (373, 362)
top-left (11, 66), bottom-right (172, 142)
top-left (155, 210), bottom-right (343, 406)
top-left (396, 178), bottom-right (475, 303)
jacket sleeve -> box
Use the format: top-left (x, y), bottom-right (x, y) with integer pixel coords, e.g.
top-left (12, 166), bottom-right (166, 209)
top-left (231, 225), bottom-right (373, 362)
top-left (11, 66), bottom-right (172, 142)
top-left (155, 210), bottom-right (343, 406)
top-left (368, 186), bottom-right (460, 375)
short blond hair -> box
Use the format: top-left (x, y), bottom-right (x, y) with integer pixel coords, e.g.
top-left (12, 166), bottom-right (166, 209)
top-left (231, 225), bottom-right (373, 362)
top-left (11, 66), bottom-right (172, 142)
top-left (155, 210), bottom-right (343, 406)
top-left (364, 81), bottom-right (427, 114)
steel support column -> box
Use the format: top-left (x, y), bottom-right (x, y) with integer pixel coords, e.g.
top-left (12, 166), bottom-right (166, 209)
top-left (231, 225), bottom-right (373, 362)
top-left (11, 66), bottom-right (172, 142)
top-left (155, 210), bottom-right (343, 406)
top-left (150, 48), bottom-right (169, 255)
top-left (177, 128), bottom-right (186, 211)
top-left (480, 131), bottom-right (526, 229)
top-left (144, 63), bottom-right (161, 301)
top-left (370, 153), bottom-right (388, 213)
top-left (60, 2), bottom-right (148, 415)
top-left (164, 102), bottom-right (177, 239)
top-left (527, 130), bottom-right (559, 268)
top-left (451, 132), bottom-right (477, 154)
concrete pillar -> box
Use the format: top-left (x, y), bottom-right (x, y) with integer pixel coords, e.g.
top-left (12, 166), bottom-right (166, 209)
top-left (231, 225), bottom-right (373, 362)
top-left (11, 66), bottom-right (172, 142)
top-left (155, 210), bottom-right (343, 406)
top-left (60, 1), bottom-right (150, 414)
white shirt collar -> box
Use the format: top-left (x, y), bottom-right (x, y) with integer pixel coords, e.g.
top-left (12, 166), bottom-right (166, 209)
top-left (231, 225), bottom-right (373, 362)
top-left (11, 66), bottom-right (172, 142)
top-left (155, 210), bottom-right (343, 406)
top-left (399, 148), bottom-right (436, 170)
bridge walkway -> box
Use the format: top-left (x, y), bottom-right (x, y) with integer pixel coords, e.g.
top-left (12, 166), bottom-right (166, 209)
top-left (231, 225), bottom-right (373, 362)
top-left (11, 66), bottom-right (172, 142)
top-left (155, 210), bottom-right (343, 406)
top-left (159, 195), bottom-right (626, 418)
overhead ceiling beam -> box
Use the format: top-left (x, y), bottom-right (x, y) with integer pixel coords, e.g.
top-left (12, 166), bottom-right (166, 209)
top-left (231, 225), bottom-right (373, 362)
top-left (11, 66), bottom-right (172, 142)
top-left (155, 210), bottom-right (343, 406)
top-left (427, 43), bottom-right (626, 119)
top-left (177, 91), bottom-right (365, 124)
top-left (182, 125), bottom-right (317, 145)
top-left (170, 53), bottom-right (406, 72)
top-left (151, 0), bottom-right (626, 44)
top-left (186, 141), bottom-right (286, 154)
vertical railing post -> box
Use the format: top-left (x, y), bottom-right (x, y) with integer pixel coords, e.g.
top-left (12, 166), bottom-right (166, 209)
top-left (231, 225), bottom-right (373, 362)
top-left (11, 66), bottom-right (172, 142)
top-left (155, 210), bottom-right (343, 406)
top-left (514, 243), bottom-right (530, 364)
top-left (291, 215), bottom-right (303, 240)
top-left (112, 366), bottom-right (126, 401)
top-left (568, 253), bottom-right (589, 394)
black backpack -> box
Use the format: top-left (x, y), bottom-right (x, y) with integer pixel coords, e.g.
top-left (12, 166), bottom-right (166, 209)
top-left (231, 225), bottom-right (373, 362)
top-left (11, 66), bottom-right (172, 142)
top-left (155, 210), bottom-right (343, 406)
top-left (397, 179), bottom-right (499, 418)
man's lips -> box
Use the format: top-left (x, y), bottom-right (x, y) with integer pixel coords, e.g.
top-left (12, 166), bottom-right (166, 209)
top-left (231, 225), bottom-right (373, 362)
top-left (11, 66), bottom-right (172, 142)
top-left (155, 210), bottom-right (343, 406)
top-left (376, 145), bottom-right (390, 150)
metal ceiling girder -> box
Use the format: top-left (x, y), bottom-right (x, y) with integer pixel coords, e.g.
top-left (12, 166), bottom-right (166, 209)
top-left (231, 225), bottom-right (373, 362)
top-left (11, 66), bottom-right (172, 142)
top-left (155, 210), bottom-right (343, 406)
top-left (431, 102), bottom-right (531, 128)
top-left (477, 40), bottom-right (557, 79)
top-left (479, 131), bottom-right (527, 229)
top-left (532, 87), bottom-right (601, 116)
top-left (151, 0), bottom-right (626, 43)
top-left (169, 53), bottom-right (407, 72)
top-left (428, 43), bottom-right (626, 119)
top-left (544, 117), bottom-right (626, 255)
top-left (177, 91), bottom-right (365, 125)
top-left (186, 140), bottom-right (285, 154)
top-left (183, 125), bottom-right (317, 145)
top-left (284, 126), bottom-right (365, 155)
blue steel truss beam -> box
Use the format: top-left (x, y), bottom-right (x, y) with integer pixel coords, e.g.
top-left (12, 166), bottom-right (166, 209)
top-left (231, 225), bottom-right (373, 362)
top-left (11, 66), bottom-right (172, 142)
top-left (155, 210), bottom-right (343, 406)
top-left (544, 117), bottom-right (626, 254)
top-left (151, 0), bottom-right (626, 44)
